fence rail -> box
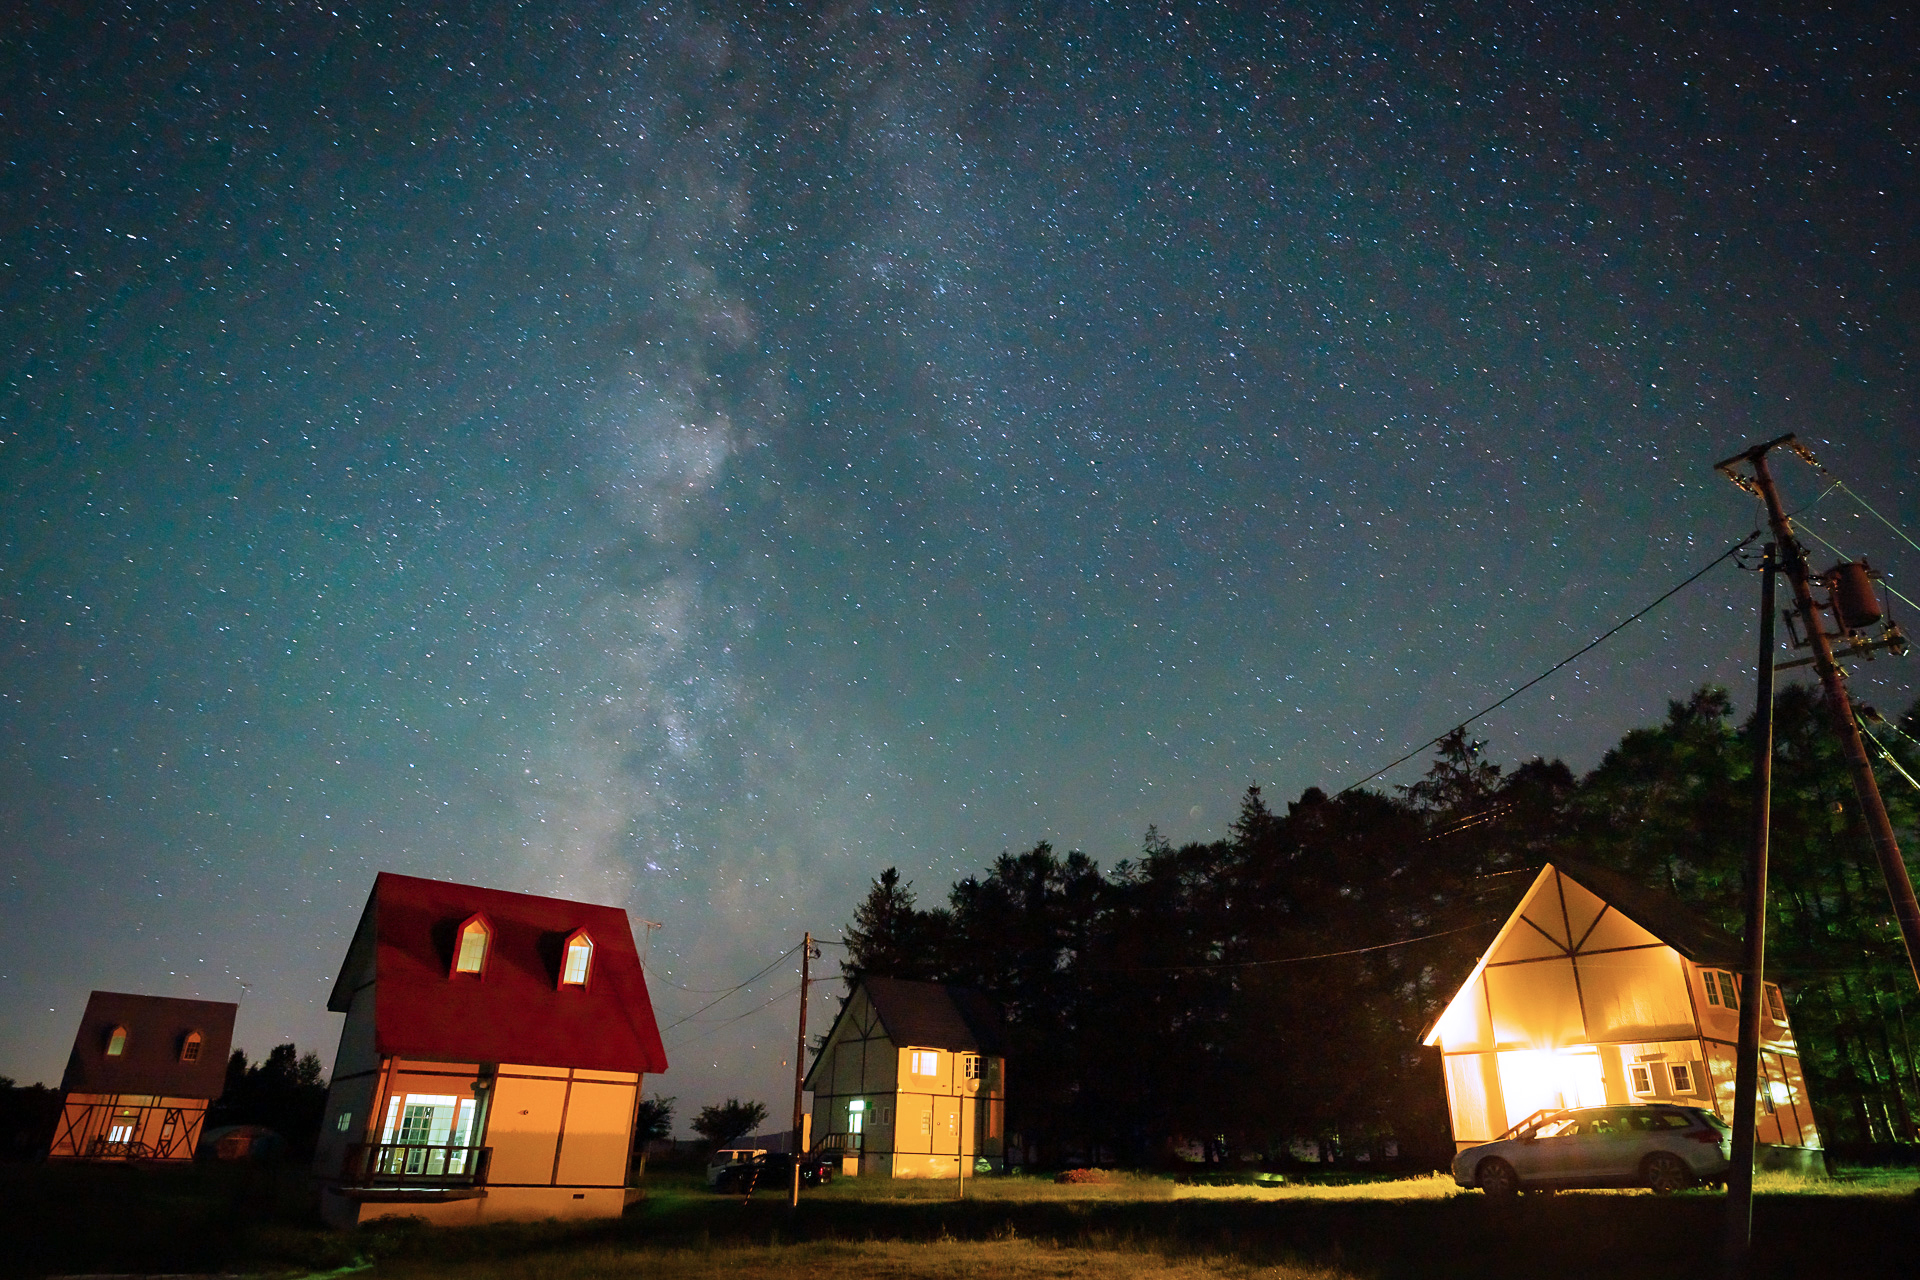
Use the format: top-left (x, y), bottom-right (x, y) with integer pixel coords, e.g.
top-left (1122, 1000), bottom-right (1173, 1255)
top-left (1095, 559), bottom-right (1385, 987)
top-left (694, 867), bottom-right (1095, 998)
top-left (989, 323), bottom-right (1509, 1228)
top-left (340, 1142), bottom-right (491, 1186)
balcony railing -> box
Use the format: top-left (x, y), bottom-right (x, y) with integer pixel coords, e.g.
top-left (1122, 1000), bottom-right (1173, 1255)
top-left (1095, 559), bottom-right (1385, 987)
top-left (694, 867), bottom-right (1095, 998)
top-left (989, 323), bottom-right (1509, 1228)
top-left (341, 1142), bottom-right (491, 1187)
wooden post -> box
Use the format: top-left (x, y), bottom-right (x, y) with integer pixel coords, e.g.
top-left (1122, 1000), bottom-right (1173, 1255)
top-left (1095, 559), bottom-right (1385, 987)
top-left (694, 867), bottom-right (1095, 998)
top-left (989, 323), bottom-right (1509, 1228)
top-left (1724, 543), bottom-right (1776, 1277)
top-left (790, 932), bottom-right (812, 1209)
top-left (1720, 437), bottom-right (1920, 992)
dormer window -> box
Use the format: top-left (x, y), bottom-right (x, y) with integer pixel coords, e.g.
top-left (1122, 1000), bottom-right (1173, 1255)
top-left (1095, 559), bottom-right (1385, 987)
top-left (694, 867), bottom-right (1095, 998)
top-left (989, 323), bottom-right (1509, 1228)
top-left (106, 1026), bottom-right (128, 1057)
top-left (453, 914), bottom-right (492, 977)
top-left (561, 929), bottom-right (593, 987)
top-left (181, 1031), bottom-right (203, 1063)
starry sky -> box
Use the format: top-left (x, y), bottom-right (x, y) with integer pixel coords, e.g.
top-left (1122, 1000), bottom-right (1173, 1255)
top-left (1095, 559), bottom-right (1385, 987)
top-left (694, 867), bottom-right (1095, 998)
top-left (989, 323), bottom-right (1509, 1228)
top-left (3, 3), bottom-right (1916, 1127)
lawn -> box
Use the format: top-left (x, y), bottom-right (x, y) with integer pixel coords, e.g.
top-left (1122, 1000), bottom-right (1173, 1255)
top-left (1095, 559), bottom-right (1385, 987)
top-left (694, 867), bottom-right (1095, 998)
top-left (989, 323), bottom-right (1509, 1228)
top-left (4, 1162), bottom-right (1915, 1280)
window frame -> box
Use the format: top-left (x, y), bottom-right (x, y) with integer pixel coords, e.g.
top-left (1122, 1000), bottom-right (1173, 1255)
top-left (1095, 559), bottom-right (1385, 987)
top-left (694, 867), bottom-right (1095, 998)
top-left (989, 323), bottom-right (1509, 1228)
top-left (1668, 1062), bottom-right (1695, 1094)
top-left (180, 1030), bottom-right (203, 1063)
top-left (451, 912), bottom-right (494, 979)
top-left (105, 1025), bottom-right (129, 1057)
top-left (1628, 1063), bottom-right (1655, 1094)
top-left (559, 927), bottom-right (594, 989)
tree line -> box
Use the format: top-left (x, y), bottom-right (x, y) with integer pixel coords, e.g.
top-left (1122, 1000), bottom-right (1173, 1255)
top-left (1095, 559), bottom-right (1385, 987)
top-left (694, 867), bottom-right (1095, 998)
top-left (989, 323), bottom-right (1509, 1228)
top-left (838, 685), bottom-right (1920, 1166)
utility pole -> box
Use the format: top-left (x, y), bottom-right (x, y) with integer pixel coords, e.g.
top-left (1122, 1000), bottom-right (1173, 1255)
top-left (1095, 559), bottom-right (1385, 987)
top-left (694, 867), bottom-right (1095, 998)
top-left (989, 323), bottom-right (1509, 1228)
top-left (789, 932), bottom-right (816, 1209)
top-left (1723, 544), bottom-right (1776, 1278)
top-left (1715, 434), bottom-right (1920, 992)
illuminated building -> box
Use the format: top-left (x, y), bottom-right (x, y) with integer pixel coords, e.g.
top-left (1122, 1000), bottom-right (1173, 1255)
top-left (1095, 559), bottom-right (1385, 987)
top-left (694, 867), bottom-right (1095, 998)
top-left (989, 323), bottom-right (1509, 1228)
top-left (1424, 861), bottom-right (1821, 1168)
top-left (49, 991), bottom-right (236, 1162)
top-left (312, 873), bottom-right (667, 1226)
top-left (804, 976), bottom-right (1006, 1178)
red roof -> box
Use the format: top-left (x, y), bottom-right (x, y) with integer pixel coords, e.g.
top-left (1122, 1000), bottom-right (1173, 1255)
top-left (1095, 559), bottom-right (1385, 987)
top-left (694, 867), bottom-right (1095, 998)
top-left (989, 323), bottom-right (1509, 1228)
top-left (327, 872), bottom-right (667, 1075)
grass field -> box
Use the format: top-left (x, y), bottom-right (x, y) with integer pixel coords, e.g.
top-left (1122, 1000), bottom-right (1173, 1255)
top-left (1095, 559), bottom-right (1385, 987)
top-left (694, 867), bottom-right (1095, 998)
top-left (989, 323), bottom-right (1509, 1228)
top-left (5, 1162), bottom-right (1916, 1280)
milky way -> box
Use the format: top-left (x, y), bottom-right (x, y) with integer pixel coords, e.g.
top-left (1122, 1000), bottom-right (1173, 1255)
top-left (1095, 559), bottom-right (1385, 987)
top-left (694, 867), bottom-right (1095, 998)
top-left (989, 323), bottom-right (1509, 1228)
top-left (3, 3), bottom-right (1915, 1120)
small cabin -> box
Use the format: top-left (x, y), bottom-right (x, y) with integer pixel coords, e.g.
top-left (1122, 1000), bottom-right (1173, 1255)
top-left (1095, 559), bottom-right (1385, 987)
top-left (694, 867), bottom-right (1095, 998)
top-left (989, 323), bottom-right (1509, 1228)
top-left (804, 976), bottom-right (1005, 1179)
top-left (312, 873), bottom-right (667, 1227)
top-left (49, 991), bottom-right (236, 1162)
top-left (1424, 861), bottom-right (1822, 1170)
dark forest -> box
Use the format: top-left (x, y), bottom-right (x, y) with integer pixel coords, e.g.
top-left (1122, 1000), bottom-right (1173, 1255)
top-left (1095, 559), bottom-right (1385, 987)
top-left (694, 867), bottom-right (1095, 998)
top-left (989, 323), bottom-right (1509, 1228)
top-left (839, 686), bottom-right (1920, 1166)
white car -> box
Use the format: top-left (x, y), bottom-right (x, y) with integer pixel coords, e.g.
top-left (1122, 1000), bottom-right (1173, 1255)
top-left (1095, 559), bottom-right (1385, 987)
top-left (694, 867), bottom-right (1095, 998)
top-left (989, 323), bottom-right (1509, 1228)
top-left (1452, 1104), bottom-right (1732, 1196)
top-left (705, 1147), bottom-right (767, 1188)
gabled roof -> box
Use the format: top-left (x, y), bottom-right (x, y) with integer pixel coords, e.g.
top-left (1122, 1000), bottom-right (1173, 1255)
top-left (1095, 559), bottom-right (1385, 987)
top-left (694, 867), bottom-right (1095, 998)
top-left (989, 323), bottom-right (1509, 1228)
top-left (865, 976), bottom-right (1005, 1055)
top-left (804, 975), bottom-right (1004, 1089)
top-left (60, 991), bottom-right (236, 1098)
top-left (1421, 859), bottom-right (1741, 1047)
top-left (327, 872), bottom-right (667, 1075)
top-left (1548, 857), bottom-right (1741, 967)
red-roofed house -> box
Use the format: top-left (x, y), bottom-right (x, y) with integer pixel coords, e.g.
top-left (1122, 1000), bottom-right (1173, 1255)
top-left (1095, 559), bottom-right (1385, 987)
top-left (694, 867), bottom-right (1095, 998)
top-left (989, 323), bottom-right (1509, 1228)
top-left (312, 873), bottom-right (668, 1227)
top-left (49, 991), bottom-right (236, 1162)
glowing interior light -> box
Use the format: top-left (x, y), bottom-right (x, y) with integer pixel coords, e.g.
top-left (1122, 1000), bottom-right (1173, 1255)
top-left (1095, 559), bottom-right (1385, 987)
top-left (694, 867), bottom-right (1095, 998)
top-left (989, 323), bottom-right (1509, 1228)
top-left (1498, 1046), bottom-right (1605, 1128)
top-left (562, 932), bottom-right (593, 985)
top-left (455, 918), bottom-right (489, 974)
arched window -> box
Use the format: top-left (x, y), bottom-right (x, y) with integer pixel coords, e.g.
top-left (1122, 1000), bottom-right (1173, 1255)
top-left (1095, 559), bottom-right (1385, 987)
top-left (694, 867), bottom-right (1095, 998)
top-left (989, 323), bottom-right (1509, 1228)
top-left (560, 929), bottom-right (593, 987)
top-left (106, 1026), bottom-right (128, 1057)
top-left (180, 1031), bottom-right (203, 1063)
top-left (453, 914), bottom-right (491, 976)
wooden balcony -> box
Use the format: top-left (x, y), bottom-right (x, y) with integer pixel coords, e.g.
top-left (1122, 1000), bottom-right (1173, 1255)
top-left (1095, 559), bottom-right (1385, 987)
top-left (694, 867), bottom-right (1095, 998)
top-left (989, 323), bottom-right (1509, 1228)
top-left (340, 1142), bottom-right (492, 1196)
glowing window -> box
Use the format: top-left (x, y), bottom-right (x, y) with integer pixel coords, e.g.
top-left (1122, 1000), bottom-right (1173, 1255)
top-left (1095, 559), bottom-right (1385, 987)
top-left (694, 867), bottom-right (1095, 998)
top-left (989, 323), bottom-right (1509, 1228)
top-left (911, 1049), bottom-right (940, 1076)
top-left (848, 1099), bottom-right (865, 1135)
top-left (561, 930), bottom-right (593, 986)
top-left (180, 1031), bottom-right (203, 1063)
top-left (454, 915), bottom-right (490, 975)
top-left (1669, 1062), bottom-right (1695, 1094)
top-left (106, 1026), bottom-right (128, 1057)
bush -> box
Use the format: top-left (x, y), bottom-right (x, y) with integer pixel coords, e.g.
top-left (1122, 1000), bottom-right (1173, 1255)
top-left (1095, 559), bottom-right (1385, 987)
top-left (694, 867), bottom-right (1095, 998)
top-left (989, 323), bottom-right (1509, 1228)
top-left (1055, 1167), bottom-right (1119, 1184)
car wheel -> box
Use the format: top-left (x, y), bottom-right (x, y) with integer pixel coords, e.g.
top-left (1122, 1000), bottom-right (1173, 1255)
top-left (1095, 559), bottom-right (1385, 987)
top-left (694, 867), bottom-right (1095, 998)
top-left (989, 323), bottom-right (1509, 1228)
top-left (1642, 1152), bottom-right (1691, 1195)
top-left (1477, 1157), bottom-right (1520, 1199)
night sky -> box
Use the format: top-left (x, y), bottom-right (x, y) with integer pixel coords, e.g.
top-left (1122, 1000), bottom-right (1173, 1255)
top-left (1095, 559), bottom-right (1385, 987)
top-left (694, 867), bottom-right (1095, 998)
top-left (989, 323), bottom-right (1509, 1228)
top-left (4, 3), bottom-right (1915, 1127)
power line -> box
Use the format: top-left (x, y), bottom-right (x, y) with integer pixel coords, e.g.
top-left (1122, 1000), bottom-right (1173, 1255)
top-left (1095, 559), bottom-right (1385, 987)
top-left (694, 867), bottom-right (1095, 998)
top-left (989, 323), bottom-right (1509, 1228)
top-left (1091, 917), bottom-right (1501, 974)
top-left (660, 942), bottom-right (802, 1031)
top-left (1858, 715), bottom-right (1920, 793)
top-left (1332, 530), bottom-right (1762, 797)
top-left (645, 936), bottom-right (848, 995)
top-left (666, 983), bottom-right (801, 1051)
top-left (1835, 478), bottom-right (1920, 555)
top-left (645, 966), bottom-right (776, 995)
top-left (1797, 520), bottom-right (1920, 615)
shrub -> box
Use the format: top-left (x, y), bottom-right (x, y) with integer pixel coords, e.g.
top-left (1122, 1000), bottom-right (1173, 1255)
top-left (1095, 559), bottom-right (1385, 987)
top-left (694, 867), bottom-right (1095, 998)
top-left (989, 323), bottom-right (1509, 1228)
top-left (1055, 1167), bottom-right (1119, 1184)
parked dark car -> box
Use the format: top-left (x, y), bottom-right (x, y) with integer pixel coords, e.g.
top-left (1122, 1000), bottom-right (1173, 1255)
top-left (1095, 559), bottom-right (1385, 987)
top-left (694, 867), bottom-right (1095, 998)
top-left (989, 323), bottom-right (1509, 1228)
top-left (1452, 1104), bottom-right (1731, 1196)
top-left (711, 1150), bottom-right (835, 1193)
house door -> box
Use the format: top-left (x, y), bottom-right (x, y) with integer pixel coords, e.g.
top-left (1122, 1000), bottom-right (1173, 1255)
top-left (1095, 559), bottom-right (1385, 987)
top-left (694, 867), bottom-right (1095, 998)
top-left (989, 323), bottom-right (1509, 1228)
top-left (1760, 1053), bottom-right (1798, 1146)
top-left (383, 1094), bottom-right (460, 1175)
top-left (932, 1097), bottom-right (960, 1158)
